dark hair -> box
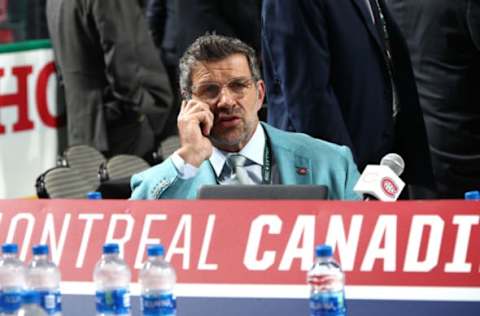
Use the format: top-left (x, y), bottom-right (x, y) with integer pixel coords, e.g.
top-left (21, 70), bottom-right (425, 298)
top-left (178, 34), bottom-right (261, 99)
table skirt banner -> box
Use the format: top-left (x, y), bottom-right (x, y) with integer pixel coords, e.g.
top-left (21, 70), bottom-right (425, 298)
top-left (0, 199), bottom-right (478, 302)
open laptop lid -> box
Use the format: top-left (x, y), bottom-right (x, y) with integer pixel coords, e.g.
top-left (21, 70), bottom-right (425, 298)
top-left (197, 185), bottom-right (328, 200)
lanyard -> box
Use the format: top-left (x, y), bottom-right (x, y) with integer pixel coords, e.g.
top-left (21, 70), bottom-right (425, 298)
top-left (262, 136), bottom-right (273, 184)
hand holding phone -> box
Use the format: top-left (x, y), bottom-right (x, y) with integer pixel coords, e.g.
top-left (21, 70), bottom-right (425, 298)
top-left (174, 99), bottom-right (214, 167)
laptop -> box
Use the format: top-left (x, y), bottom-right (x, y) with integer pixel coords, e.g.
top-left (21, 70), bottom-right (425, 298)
top-left (197, 184), bottom-right (328, 200)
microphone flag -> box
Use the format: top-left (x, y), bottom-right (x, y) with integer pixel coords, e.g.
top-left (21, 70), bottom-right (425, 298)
top-left (353, 165), bottom-right (405, 201)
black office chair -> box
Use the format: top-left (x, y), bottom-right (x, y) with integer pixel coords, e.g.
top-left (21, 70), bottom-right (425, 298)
top-left (99, 154), bottom-right (150, 181)
top-left (98, 155), bottom-right (150, 198)
top-left (36, 166), bottom-right (97, 199)
top-left (61, 145), bottom-right (106, 189)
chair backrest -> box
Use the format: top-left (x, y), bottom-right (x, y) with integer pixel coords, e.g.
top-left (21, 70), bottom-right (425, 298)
top-left (158, 135), bottom-right (180, 161)
top-left (63, 145), bottom-right (106, 189)
top-left (101, 154), bottom-right (150, 181)
top-left (36, 167), bottom-right (97, 199)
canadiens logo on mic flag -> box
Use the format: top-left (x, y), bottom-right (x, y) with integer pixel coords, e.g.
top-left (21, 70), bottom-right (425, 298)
top-left (354, 165), bottom-right (405, 201)
top-left (381, 177), bottom-right (399, 197)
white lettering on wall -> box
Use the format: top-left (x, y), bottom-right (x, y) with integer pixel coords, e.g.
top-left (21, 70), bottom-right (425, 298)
top-left (6, 213), bottom-right (35, 261)
top-left (325, 215), bottom-right (363, 271)
top-left (76, 213), bottom-right (104, 268)
top-left (198, 215), bottom-right (218, 270)
top-left (105, 214), bottom-right (135, 258)
top-left (404, 215), bottom-right (444, 272)
top-left (279, 215), bottom-right (315, 271)
top-left (243, 215), bottom-right (282, 271)
top-left (134, 214), bottom-right (167, 269)
top-left (361, 215), bottom-right (397, 271)
top-left (167, 215), bottom-right (192, 270)
top-left (40, 213), bottom-right (71, 265)
top-left (444, 215), bottom-right (479, 273)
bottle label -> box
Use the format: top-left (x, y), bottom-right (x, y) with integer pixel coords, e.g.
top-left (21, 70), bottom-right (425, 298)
top-left (0, 289), bottom-right (23, 313)
top-left (96, 289), bottom-right (131, 314)
top-left (309, 290), bottom-right (346, 316)
top-left (141, 292), bottom-right (176, 316)
top-left (37, 290), bottom-right (62, 315)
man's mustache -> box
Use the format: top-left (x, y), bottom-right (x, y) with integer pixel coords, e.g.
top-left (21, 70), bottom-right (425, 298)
top-left (213, 107), bottom-right (244, 119)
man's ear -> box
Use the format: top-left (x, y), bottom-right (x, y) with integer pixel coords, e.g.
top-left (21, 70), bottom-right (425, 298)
top-left (255, 80), bottom-right (266, 111)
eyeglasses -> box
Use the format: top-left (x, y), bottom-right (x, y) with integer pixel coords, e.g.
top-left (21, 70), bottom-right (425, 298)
top-left (191, 77), bottom-right (256, 102)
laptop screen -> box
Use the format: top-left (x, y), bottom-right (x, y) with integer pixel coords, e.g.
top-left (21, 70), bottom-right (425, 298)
top-left (197, 185), bottom-right (328, 200)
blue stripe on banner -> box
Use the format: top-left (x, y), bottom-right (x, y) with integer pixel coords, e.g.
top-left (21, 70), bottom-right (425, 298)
top-left (62, 295), bottom-right (480, 316)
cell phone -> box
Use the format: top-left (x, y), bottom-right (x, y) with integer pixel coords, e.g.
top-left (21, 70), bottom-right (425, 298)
top-left (182, 98), bottom-right (210, 137)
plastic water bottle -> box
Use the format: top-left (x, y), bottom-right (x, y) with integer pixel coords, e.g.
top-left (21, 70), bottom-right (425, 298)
top-left (464, 190), bottom-right (480, 200)
top-left (15, 291), bottom-right (47, 316)
top-left (139, 245), bottom-right (176, 316)
top-left (26, 245), bottom-right (62, 316)
top-left (94, 244), bottom-right (131, 316)
top-left (87, 192), bottom-right (102, 200)
top-left (0, 244), bottom-right (25, 315)
top-left (307, 244), bottom-right (346, 316)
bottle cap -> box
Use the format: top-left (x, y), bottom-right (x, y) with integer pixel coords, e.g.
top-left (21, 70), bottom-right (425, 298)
top-left (2, 243), bottom-right (18, 254)
top-left (23, 291), bottom-right (41, 304)
top-left (32, 244), bottom-right (49, 255)
top-left (103, 243), bottom-right (120, 254)
top-left (315, 244), bottom-right (333, 257)
top-left (147, 244), bottom-right (165, 256)
top-left (464, 190), bottom-right (480, 200)
top-left (87, 191), bottom-right (102, 200)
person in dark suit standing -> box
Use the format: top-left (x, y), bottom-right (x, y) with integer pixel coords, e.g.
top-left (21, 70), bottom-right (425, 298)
top-left (145, 0), bottom-right (182, 150)
top-left (387, 0), bottom-right (480, 198)
top-left (175, 0), bottom-right (262, 58)
top-left (146, 0), bottom-right (262, 79)
top-left (26, 0), bottom-right (49, 39)
top-left (261, 0), bottom-right (435, 197)
top-left (46, 0), bottom-right (173, 160)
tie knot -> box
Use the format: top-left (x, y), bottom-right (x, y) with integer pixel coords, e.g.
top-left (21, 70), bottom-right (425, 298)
top-left (220, 153), bottom-right (257, 185)
top-left (227, 154), bottom-right (248, 168)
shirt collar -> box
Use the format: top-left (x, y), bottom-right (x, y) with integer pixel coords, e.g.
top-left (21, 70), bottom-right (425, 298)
top-left (209, 123), bottom-right (266, 177)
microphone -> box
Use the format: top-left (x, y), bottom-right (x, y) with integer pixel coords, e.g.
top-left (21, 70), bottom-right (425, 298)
top-left (354, 153), bottom-right (406, 201)
top-left (380, 153), bottom-right (405, 177)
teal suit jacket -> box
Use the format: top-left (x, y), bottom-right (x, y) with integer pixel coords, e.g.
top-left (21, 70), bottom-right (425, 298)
top-left (130, 123), bottom-right (361, 200)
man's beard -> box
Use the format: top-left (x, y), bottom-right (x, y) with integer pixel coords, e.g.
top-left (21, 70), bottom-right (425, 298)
top-left (208, 107), bottom-right (256, 151)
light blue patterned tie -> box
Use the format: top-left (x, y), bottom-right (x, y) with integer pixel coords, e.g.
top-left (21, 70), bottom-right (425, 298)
top-left (226, 154), bottom-right (255, 185)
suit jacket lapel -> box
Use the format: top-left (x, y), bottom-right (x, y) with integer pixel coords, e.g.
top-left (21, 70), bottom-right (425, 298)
top-left (351, 0), bottom-right (385, 51)
top-left (264, 124), bottom-right (313, 185)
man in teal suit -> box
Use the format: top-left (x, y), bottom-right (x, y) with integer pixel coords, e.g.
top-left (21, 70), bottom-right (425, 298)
top-left (130, 34), bottom-right (361, 200)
